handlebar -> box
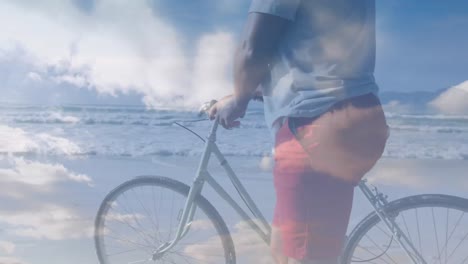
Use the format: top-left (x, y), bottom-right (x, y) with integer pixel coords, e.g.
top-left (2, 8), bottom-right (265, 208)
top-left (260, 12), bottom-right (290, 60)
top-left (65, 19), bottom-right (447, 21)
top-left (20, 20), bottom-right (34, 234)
top-left (198, 95), bottom-right (263, 118)
top-left (198, 100), bottom-right (217, 117)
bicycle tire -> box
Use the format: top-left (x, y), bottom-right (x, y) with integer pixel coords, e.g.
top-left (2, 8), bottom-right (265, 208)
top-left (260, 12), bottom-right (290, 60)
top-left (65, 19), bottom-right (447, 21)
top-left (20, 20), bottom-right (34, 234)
top-left (95, 176), bottom-right (236, 264)
top-left (342, 194), bottom-right (468, 264)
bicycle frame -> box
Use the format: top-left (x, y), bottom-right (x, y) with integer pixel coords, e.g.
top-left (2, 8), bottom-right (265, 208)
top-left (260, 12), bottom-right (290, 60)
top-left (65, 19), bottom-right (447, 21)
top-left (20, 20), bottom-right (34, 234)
top-left (153, 119), bottom-right (271, 258)
top-left (357, 181), bottom-right (427, 264)
top-left (153, 119), bottom-right (427, 264)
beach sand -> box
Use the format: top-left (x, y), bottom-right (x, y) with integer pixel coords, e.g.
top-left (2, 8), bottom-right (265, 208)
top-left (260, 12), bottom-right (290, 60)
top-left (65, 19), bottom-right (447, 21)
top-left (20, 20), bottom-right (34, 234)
top-left (7, 155), bottom-right (468, 264)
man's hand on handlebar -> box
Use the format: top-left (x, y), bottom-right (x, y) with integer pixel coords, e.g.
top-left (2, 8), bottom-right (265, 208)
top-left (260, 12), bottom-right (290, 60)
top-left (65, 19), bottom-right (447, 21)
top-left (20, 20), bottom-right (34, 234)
top-left (208, 95), bottom-right (248, 129)
top-left (252, 90), bottom-right (263, 102)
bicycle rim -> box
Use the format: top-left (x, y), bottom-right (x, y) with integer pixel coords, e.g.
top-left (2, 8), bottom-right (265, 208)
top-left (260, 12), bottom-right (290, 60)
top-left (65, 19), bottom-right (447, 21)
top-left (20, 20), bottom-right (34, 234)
top-left (343, 195), bottom-right (468, 264)
top-left (95, 176), bottom-right (235, 264)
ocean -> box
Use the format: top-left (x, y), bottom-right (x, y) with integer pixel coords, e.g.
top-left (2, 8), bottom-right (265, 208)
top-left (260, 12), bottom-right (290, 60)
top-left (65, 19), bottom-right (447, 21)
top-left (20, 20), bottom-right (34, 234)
top-left (1, 102), bottom-right (467, 160)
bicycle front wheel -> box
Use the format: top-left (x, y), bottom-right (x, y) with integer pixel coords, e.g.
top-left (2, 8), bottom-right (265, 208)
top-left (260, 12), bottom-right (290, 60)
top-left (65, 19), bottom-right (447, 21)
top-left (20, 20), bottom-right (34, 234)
top-left (342, 194), bottom-right (468, 264)
top-left (95, 176), bottom-right (236, 264)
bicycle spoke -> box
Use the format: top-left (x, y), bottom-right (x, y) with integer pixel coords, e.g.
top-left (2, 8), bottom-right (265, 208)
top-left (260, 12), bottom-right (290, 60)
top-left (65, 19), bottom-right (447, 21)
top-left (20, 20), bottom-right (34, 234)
top-left (416, 208), bottom-right (423, 259)
top-left (104, 225), bottom-right (155, 250)
top-left (439, 211), bottom-right (465, 263)
top-left (354, 244), bottom-right (391, 264)
top-left (374, 223), bottom-right (393, 240)
top-left (131, 187), bottom-right (160, 241)
top-left (169, 191), bottom-right (176, 241)
top-left (115, 200), bottom-right (159, 247)
top-left (445, 208), bottom-right (449, 264)
top-left (364, 234), bottom-right (397, 264)
top-left (95, 178), bottom-right (231, 264)
top-left (120, 192), bottom-right (160, 243)
top-left (152, 186), bottom-right (161, 238)
top-left (459, 253), bottom-right (468, 264)
top-left (105, 210), bottom-right (157, 249)
top-left (344, 196), bottom-right (468, 264)
top-left (401, 212), bottom-right (414, 249)
top-left (106, 247), bottom-right (151, 257)
top-left (432, 208), bottom-right (442, 263)
top-left (352, 253), bottom-right (381, 264)
top-left (447, 230), bottom-right (468, 262)
top-left (171, 251), bottom-right (215, 263)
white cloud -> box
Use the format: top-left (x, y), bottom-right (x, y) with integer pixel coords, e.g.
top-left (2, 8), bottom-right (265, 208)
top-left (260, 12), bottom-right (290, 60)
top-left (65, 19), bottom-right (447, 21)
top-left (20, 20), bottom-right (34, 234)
top-left (368, 166), bottom-right (426, 188)
top-left (183, 220), bottom-right (273, 264)
top-left (229, 221), bottom-right (273, 264)
top-left (429, 80), bottom-right (468, 114)
top-left (0, 157), bottom-right (93, 187)
top-left (0, 256), bottom-right (27, 264)
top-left (0, 125), bottom-right (81, 155)
top-left (0, 126), bottom-right (38, 154)
top-left (0, 241), bottom-right (16, 254)
top-left (0, 0), bottom-right (236, 109)
top-left (383, 100), bottom-right (413, 113)
top-left (26, 72), bottom-right (42, 82)
top-left (106, 212), bottom-right (144, 225)
top-left (0, 155), bottom-right (94, 241)
top-left (0, 205), bottom-right (93, 240)
top-left (367, 163), bottom-right (468, 190)
top-left (188, 32), bottom-right (235, 107)
top-left (259, 154), bottom-right (274, 171)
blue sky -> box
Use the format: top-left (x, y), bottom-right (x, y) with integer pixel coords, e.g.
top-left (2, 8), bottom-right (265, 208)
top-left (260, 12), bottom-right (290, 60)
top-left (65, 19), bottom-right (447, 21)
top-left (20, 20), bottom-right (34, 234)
top-left (376, 1), bottom-right (468, 92)
top-left (0, 0), bottom-right (467, 106)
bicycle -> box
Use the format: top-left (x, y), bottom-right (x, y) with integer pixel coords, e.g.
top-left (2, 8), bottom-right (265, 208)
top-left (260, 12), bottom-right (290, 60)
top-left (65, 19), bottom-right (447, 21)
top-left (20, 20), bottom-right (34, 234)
top-left (94, 100), bottom-right (468, 264)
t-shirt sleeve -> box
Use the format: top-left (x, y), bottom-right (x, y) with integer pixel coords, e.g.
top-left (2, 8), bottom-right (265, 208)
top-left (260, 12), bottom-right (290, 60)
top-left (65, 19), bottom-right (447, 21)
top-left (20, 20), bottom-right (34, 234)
top-left (249, 0), bottom-right (301, 21)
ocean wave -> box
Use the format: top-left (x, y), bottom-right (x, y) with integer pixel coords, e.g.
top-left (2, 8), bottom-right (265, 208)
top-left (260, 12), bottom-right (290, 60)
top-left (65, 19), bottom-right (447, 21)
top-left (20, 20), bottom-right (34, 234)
top-left (10, 115), bottom-right (179, 127)
top-left (91, 149), bottom-right (267, 158)
top-left (386, 113), bottom-right (468, 121)
top-left (0, 104), bottom-right (199, 116)
top-left (11, 112), bottom-right (80, 124)
top-left (2, 104), bottom-right (468, 161)
top-left (3, 139), bottom-right (467, 161)
top-left (390, 125), bottom-right (468, 134)
top-left (383, 147), bottom-right (468, 160)
top-left (75, 148), bottom-right (468, 160)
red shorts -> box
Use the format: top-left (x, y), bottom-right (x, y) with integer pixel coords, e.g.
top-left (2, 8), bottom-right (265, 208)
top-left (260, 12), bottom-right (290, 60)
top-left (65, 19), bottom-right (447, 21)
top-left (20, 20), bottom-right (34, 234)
top-left (272, 94), bottom-right (388, 260)
top-left (272, 118), bottom-right (354, 260)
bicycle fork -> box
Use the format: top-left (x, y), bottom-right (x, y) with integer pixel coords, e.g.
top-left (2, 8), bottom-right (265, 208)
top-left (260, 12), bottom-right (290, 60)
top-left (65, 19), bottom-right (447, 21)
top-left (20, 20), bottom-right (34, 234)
top-left (359, 180), bottom-right (428, 264)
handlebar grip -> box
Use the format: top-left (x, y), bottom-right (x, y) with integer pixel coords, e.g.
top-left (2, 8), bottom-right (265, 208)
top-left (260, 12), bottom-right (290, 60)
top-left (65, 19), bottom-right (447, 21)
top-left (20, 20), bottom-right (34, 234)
top-left (198, 100), bottom-right (218, 117)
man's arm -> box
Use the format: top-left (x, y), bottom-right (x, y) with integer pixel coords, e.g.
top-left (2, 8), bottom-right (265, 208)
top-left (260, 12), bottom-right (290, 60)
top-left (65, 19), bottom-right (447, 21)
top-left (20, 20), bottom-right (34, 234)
top-left (233, 13), bottom-right (290, 107)
top-left (208, 12), bottom-right (290, 128)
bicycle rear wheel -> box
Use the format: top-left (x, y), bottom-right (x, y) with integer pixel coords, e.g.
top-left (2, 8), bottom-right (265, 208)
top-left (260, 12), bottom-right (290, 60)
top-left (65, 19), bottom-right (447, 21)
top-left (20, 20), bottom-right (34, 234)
top-left (342, 194), bottom-right (468, 264)
top-left (95, 176), bottom-right (236, 264)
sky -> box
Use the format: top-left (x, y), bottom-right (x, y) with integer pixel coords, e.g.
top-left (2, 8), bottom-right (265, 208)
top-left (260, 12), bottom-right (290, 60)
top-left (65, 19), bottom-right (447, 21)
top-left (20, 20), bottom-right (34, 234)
top-left (0, 2), bottom-right (467, 263)
top-left (0, 0), bottom-right (467, 108)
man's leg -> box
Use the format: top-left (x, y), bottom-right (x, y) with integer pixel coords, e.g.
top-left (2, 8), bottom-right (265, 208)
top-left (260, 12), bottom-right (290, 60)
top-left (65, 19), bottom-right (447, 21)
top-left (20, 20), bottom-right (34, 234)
top-left (288, 257), bottom-right (338, 264)
top-left (272, 118), bottom-right (352, 264)
top-left (271, 227), bottom-right (339, 264)
top-left (271, 227), bottom-right (288, 264)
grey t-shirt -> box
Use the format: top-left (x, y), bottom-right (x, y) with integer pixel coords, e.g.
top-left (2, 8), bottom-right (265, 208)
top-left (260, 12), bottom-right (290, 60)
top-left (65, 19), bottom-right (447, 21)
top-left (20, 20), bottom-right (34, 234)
top-left (249, 0), bottom-right (379, 136)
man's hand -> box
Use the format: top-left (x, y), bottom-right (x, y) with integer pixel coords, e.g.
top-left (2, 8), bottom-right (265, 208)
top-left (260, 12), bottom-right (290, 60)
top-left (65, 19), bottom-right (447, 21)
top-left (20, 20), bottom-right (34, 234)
top-left (208, 95), bottom-right (248, 129)
top-left (253, 89), bottom-right (264, 102)
top-left (208, 13), bottom-right (286, 129)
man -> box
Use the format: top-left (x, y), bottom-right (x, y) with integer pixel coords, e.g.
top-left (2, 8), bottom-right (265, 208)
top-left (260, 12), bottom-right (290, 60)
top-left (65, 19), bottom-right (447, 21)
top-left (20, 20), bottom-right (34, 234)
top-left (209, 0), bottom-right (388, 263)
